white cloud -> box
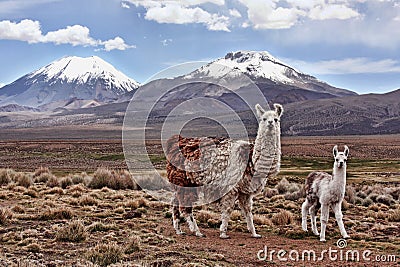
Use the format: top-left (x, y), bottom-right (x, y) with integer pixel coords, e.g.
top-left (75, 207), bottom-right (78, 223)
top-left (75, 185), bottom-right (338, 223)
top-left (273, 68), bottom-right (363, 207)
top-left (126, 0), bottom-right (230, 31)
top-left (0, 19), bottom-right (43, 43)
top-left (0, 83), bottom-right (5, 88)
top-left (238, 0), bottom-right (305, 29)
top-left (284, 57), bottom-right (400, 75)
top-left (0, 19), bottom-right (134, 51)
top-left (161, 38), bottom-right (173, 46)
top-left (229, 9), bottom-right (242, 18)
top-left (121, 2), bottom-right (130, 9)
top-left (308, 4), bottom-right (360, 20)
top-left (44, 25), bottom-right (98, 46)
top-left (102, 37), bottom-right (136, 51)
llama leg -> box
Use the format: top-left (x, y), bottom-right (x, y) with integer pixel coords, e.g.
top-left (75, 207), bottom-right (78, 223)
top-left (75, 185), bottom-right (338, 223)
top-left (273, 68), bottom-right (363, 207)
top-left (172, 205), bottom-right (185, 235)
top-left (238, 194), bottom-right (260, 238)
top-left (310, 202), bottom-right (320, 236)
top-left (171, 195), bottom-right (185, 235)
top-left (219, 194), bottom-right (235, 239)
top-left (301, 199), bottom-right (310, 232)
top-left (182, 207), bottom-right (204, 237)
top-left (319, 204), bottom-right (329, 242)
top-left (333, 202), bottom-right (349, 239)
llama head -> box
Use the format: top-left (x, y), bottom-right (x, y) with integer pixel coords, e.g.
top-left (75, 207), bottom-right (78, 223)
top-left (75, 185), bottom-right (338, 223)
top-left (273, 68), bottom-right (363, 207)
top-left (333, 145), bottom-right (349, 169)
top-left (255, 103), bottom-right (283, 134)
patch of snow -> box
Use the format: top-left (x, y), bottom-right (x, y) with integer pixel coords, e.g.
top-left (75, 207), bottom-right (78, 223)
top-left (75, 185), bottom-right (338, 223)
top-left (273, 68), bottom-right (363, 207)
top-left (28, 56), bottom-right (140, 91)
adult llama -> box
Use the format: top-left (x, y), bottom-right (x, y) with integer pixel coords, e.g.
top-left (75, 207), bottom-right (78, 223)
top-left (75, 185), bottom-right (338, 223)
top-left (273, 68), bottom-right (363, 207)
top-left (166, 103), bottom-right (283, 238)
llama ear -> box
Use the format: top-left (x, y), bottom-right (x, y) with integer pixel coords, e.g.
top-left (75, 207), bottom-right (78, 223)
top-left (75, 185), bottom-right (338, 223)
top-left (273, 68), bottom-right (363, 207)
top-left (255, 104), bottom-right (265, 118)
top-left (344, 145), bottom-right (349, 157)
top-left (333, 145), bottom-right (338, 157)
top-left (274, 103), bottom-right (283, 117)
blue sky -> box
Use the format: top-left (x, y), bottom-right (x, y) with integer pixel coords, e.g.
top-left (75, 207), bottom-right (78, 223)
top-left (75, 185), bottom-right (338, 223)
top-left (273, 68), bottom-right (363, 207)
top-left (1, 0), bottom-right (400, 94)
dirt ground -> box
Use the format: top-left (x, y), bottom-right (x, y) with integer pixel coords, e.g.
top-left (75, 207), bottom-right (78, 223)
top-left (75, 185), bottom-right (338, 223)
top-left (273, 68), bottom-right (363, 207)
top-left (0, 134), bottom-right (399, 266)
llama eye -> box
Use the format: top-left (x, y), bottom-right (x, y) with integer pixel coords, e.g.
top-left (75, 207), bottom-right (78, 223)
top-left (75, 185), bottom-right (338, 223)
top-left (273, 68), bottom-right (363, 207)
top-left (274, 118), bottom-right (278, 122)
top-left (263, 118), bottom-right (267, 121)
top-left (336, 159), bottom-right (339, 162)
top-left (344, 159), bottom-right (347, 162)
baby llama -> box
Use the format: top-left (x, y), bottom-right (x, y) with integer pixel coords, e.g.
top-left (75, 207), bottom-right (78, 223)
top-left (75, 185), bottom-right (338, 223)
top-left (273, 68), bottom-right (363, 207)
top-left (166, 103), bottom-right (283, 238)
top-left (302, 145), bottom-right (350, 241)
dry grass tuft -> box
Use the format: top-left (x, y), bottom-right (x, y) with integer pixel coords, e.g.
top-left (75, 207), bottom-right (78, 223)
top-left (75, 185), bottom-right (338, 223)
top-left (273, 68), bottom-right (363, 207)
top-left (87, 222), bottom-right (118, 233)
top-left (33, 166), bottom-right (50, 178)
top-left (0, 168), bottom-right (13, 185)
top-left (86, 242), bottom-right (123, 267)
top-left (0, 207), bottom-right (13, 225)
top-left (253, 214), bottom-right (272, 226)
top-left (46, 175), bottom-right (60, 188)
top-left (39, 207), bottom-right (73, 221)
top-left (230, 210), bottom-right (241, 221)
top-left (25, 243), bottom-right (41, 253)
top-left (79, 195), bottom-right (98, 206)
top-left (196, 210), bottom-right (218, 224)
top-left (16, 173), bottom-right (33, 188)
top-left (125, 236), bottom-right (141, 254)
top-left (264, 188), bottom-right (279, 198)
top-left (60, 176), bottom-right (73, 189)
top-left (56, 220), bottom-right (87, 242)
top-left (275, 178), bottom-right (290, 194)
top-left (272, 210), bottom-right (294, 226)
top-left (388, 209), bottom-right (400, 222)
top-left (34, 172), bottom-right (53, 183)
top-left (88, 168), bottom-right (138, 190)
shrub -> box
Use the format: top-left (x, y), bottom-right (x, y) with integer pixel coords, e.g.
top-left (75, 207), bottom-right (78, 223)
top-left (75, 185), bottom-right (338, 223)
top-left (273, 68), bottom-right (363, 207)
top-left (264, 188), bottom-right (279, 198)
top-left (60, 176), bottom-right (73, 189)
top-left (376, 194), bottom-right (395, 206)
top-left (0, 168), bottom-right (12, 185)
top-left (362, 197), bottom-right (373, 207)
top-left (33, 167), bottom-right (50, 178)
top-left (272, 210), bottom-right (294, 225)
top-left (56, 220), bottom-right (87, 242)
top-left (86, 242), bottom-right (123, 267)
top-left (275, 178), bottom-right (290, 194)
top-left (24, 189), bottom-right (39, 198)
top-left (34, 172), bottom-right (53, 183)
top-left (196, 210), bottom-right (218, 224)
top-left (230, 210), bottom-right (241, 221)
top-left (88, 168), bottom-right (138, 190)
top-left (368, 193), bottom-right (379, 202)
top-left (0, 207), bottom-right (13, 225)
top-left (88, 168), bottom-right (113, 189)
top-left (356, 191), bottom-right (367, 199)
top-left (46, 175), bottom-right (60, 188)
top-left (345, 186), bottom-right (356, 204)
top-left (16, 173), bottom-right (33, 188)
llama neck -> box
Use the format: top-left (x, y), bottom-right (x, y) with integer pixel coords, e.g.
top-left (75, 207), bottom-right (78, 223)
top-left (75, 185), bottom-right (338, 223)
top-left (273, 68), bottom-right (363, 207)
top-left (252, 128), bottom-right (281, 175)
top-left (332, 165), bottom-right (347, 191)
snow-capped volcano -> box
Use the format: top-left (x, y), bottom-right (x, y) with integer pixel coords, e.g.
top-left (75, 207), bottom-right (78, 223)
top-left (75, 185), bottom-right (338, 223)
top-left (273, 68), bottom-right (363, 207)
top-left (0, 56), bottom-right (140, 109)
top-left (185, 50), bottom-right (356, 98)
top-left (29, 56), bottom-right (139, 93)
top-left (187, 50), bottom-right (302, 83)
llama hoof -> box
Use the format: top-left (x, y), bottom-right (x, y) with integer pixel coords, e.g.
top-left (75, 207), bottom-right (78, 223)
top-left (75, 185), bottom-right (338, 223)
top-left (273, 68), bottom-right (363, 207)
top-left (313, 231), bottom-right (320, 236)
top-left (252, 233), bottom-right (262, 238)
top-left (302, 226), bottom-right (307, 232)
top-left (220, 233), bottom-right (230, 239)
top-left (319, 238), bottom-right (326, 242)
top-left (176, 231), bottom-right (186, 235)
top-left (343, 234), bottom-right (350, 239)
top-left (195, 232), bottom-right (205, 237)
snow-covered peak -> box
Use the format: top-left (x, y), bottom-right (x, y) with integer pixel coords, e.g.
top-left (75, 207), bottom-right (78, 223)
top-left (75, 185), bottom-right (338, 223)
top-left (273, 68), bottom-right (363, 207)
top-left (187, 50), bottom-right (305, 84)
top-left (29, 56), bottom-right (140, 91)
